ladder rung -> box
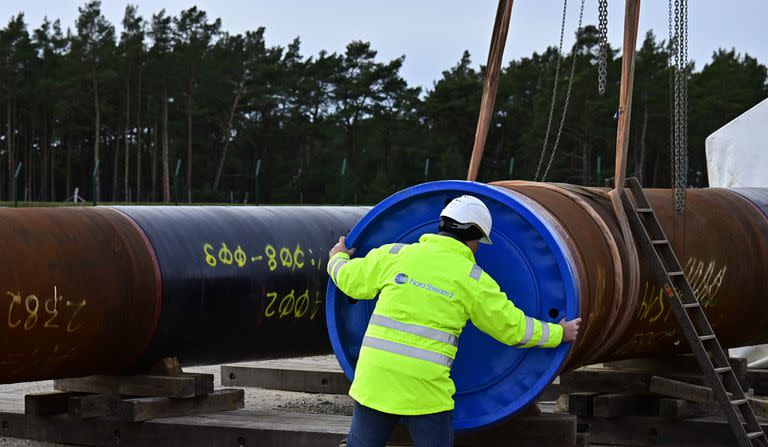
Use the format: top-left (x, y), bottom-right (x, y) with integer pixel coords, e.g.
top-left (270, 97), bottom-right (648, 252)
top-left (714, 367), bottom-right (732, 374)
top-left (683, 302), bottom-right (700, 309)
top-left (652, 239), bottom-right (668, 245)
top-left (747, 431), bottom-right (766, 440)
top-left (668, 271), bottom-right (684, 277)
top-left (636, 207), bottom-right (653, 213)
top-left (699, 335), bottom-right (716, 341)
top-left (731, 399), bottom-right (748, 406)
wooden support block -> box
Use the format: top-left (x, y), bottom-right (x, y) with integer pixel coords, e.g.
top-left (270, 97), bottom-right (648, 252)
top-left (0, 407), bottom-right (353, 447)
top-left (24, 391), bottom-right (82, 416)
top-left (182, 373), bottom-right (215, 396)
top-left (222, 362), bottom-right (350, 394)
top-left (649, 376), bottom-right (727, 403)
top-left (659, 398), bottom-right (720, 419)
top-left (68, 394), bottom-right (119, 419)
top-left (560, 368), bottom-right (651, 394)
top-left (749, 368), bottom-right (768, 395)
top-left (454, 412), bottom-right (577, 447)
top-left (606, 356), bottom-right (748, 376)
top-left (593, 394), bottom-right (659, 418)
top-left (651, 376), bottom-right (768, 418)
top-left (118, 389), bottom-right (245, 422)
top-left (581, 414), bottom-right (768, 447)
top-left (54, 373), bottom-right (213, 398)
top-left (567, 392), bottom-right (598, 417)
top-left (389, 413), bottom-right (578, 447)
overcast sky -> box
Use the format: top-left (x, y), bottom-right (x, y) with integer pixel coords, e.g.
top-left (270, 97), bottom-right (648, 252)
top-left (6, 0), bottom-right (768, 89)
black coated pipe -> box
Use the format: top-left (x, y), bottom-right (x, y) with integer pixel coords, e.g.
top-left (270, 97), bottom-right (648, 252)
top-left (0, 206), bottom-right (367, 383)
top-left (118, 206), bottom-right (370, 368)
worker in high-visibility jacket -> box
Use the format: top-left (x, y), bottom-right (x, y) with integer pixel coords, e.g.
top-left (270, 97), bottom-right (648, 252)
top-left (328, 195), bottom-right (582, 447)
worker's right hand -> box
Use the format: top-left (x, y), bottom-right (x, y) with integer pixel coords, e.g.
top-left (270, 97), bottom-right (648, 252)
top-left (559, 317), bottom-right (582, 343)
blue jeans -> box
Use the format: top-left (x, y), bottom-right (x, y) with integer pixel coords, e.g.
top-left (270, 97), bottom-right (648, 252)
top-left (346, 402), bottom-right (454, 447)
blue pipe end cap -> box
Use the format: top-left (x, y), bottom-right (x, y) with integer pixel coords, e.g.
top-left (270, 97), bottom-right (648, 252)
top-left (326, 181), bottom-right (578, 431)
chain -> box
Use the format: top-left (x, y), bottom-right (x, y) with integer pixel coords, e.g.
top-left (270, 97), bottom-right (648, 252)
top-left (681, 0), bottom-right (689, 194)
top-left (668, 0), bottom-right (675, 198)
top-left (541, 0), bottom-right (585, 182)
top-left (670, 0), bottom-right (688, 214)
top-left (534, 0), bottom-right (569, 182)
top-left (673, 0), bottom-right (680, 202)
top-left (597, 0), bottom-right (609, 95)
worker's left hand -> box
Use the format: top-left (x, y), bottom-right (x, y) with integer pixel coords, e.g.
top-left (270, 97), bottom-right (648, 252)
top-left (329, 236), bottom-right (356, 258)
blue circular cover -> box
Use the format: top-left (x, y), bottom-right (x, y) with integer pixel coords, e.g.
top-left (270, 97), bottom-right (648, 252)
top-left (326, 181), bottom-right (578, 431)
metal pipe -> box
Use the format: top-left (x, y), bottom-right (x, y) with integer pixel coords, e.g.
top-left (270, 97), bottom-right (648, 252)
top-left (495, 182), bottom-right (768, 366)
top-left (0, 206), bottom-right (368, 383)
top-left (326, 180), bottom-right (768, 430)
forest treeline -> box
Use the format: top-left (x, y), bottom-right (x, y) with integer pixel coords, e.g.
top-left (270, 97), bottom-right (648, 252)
top-left (0, 2), bottom-right (766, 204)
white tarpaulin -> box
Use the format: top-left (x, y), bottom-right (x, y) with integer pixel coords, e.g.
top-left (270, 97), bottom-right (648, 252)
top-left (706, 97), bottom-right (768, 187)
top-left (708, 98), bottom-right (768, 365)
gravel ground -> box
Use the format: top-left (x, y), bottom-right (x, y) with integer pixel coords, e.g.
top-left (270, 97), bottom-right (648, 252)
top-left (0, 356), bottom-right (354, 446)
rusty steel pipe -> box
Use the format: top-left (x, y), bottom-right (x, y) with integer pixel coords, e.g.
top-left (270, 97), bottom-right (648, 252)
top-left (326, 181), bottom-right (768, 430)
top-left (494, 182), bottom-right (768, 367)
top-left (0, 208), bottom-right (160, 383)
top-left (0, 206), bottom-right (367, 384)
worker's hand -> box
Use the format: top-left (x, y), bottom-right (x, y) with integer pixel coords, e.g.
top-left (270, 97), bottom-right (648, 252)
top-left (329, 236), bottom-right (356, 258)
top-left (559, 317), bottom-right (582, 343)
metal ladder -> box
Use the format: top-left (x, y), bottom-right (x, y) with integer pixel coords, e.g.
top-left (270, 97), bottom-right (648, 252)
top-left (618, 177), bottom-right (767, 447)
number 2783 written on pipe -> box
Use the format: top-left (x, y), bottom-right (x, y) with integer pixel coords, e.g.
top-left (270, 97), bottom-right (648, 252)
top-left (203, 242), bottom-right (324, 272)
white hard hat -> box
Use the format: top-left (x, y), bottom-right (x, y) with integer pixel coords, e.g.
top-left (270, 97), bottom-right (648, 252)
top-left (440, 195), bottom-right (493, 244)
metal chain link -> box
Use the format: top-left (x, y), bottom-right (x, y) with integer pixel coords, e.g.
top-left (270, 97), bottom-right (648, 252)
top-left (597, 0), bottom-right (609, 95)
top-left (668, 0), bottom-right (675, 197)
top-left (670, 0), bottom-right (689, 214)
top-left (681, 0), bottom-right (689, 197)
top-left (534, 0), bottom-right (569, 182)
top-left (673, 0), bottom-right (681, 204)
top-left (541, 0), bottom-right (585, 182)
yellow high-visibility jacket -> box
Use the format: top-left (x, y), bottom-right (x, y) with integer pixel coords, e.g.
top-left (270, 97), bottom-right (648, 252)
top-left (327, 233), bottom-right (563, 415)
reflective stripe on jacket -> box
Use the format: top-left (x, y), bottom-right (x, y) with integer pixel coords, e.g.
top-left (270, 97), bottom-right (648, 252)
top-left (328, 233), bottom-right (564, 415)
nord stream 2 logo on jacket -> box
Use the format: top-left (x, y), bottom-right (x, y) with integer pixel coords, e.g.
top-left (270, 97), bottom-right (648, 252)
top-left (327, 233), bottom-right (563, 416)
top-left (394, 272), bottom-right (455, 299)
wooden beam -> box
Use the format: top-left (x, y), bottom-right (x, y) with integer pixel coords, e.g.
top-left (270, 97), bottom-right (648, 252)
top-left (565, 392), bottom-right (598, 416)
top-left (54, 373), bottom-right (213, 399)
top-left (659, 398), bottom-right (720, 419)
top-left (580, 414), bottom-right (768, 447)
top-left (221, 360), bottom-right (350, 394)
top-left (24, 391), bottom-right (82, 416)
top-left (118, 389), bottom-right (244, 422)
top-left (560, 367), bottom-right (652, 394)
top-left (68, 394), bottom-right (119, 419)
top-left (652, 376), bottom-right (768, 418)
top-left (613, 0), bottom-right (642, 190)
top-left (0, 408), bottom-right (353, 447)
top-left (455, 412), bottom-right (577, 447)
top-left (649, 376), bottom-right (728, 403)
top-left (749, 368), bottom-right (768, 395)
top-left (605, 356), bottom-right (748, 376)
top-left (467, 0), bottom-right (514, 181)
top-left (593, 393), bottom-right (660, 418)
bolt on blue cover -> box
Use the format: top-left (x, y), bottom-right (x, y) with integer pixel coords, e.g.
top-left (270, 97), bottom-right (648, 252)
top-left (326, 181), bottom-right (578, 430)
